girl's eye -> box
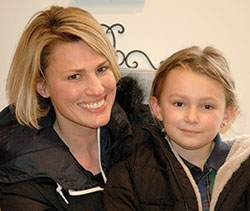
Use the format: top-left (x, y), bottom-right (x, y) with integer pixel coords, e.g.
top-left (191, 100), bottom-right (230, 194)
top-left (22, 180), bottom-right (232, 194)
top-left (96, 66), bottom-right (107, 74)
top-left (203, 104), bottom-right (214, 110)
top-left (68, 74), bottom-right (80, 80)
top-left (174, 102), bottom-right (184, 107)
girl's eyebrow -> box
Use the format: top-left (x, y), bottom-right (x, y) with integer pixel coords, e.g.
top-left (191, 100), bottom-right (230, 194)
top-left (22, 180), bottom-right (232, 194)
top-left (168, 93), bottom-right (221, 102)
top-left (168, 93), bottom-right (186, 98)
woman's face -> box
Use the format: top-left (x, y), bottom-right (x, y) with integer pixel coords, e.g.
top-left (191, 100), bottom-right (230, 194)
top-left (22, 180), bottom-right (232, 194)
top-left (37, 40), bottom-right (117, 130)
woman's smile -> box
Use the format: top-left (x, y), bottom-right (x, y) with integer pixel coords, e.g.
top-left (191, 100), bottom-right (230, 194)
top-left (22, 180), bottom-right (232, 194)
top-left (78, 98), bottom-right (106, 111)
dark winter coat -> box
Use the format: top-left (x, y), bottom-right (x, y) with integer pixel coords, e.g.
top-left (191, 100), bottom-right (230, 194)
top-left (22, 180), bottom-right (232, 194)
top-left (103, 126), bottom-right (250, 211)
top-left (0, 77), bottom-right (153, 211)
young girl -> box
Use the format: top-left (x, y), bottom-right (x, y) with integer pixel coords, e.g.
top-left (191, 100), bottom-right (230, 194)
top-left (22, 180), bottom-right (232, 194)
top-left (104, 46), bottom-right (250, 211)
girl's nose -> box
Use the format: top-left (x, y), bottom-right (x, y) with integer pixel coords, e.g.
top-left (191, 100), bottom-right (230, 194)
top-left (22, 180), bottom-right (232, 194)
top-left (85, 75), bottom-right (105, 96)
top-left (184, 107), bottom-right (200, 124)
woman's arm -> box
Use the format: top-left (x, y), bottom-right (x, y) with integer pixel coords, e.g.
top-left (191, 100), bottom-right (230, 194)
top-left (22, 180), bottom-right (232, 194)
top-left (0, 179), bottom-right (61, 211)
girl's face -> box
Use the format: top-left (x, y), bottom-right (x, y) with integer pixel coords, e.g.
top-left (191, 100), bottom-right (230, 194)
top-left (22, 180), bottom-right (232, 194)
top-left (37, 40), bottom-right (116, 131)
top-left (151, 67), bottom-right (234, 155)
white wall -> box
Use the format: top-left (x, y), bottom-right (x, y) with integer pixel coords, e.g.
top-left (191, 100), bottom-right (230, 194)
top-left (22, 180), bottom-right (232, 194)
top-left (0, 0), bottom-right (249, 139)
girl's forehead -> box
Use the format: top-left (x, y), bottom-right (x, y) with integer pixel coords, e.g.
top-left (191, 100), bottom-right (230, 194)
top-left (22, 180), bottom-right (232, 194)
top-left (161, 67), bottom-right (226, 100)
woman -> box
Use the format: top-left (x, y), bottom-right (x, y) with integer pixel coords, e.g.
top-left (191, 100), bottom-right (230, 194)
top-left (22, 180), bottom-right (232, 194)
top-left (0, 6), bottom-right (149, 210)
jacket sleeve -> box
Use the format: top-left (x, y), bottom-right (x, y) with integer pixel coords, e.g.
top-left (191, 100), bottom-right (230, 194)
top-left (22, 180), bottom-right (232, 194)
top-left (0, 179), bottom-right (60, 211)
top-left (103, 159), bottom-right (141, 211)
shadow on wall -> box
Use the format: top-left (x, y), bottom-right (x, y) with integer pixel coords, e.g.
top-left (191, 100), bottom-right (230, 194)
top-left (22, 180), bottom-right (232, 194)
top-left (72, 0), bottom-right (145, 13)
top-left (73, 0), bottom-right (145, 4)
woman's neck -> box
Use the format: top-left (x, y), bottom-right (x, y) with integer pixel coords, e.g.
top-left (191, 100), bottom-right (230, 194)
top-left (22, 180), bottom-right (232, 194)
top-left (53, 119), bottom-right (100, 174)
top-left (53, 119), bottom-right (97, 151)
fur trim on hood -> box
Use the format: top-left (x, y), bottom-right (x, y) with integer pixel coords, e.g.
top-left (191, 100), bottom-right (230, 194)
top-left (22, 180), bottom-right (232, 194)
top-left (107, 76), bottom-right (155, 165)
top-left (116, 76), bottom-right (154, 126)
top-left (210, 135), bottom-right (250, 210)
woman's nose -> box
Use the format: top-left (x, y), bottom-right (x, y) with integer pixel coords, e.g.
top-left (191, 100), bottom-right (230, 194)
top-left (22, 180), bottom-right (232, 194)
top-left (184, 107), bottom-right (200, 124)
top-left (85, 75), bottom-right (105, 96)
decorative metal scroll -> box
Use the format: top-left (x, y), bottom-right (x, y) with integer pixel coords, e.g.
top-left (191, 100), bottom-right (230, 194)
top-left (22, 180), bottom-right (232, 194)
top-left (101, 23), bottom-right (156, 70)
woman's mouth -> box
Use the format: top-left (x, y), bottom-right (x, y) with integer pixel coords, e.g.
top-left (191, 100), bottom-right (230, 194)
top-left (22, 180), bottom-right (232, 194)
top-left (79, 98), bottom-right (105, 109)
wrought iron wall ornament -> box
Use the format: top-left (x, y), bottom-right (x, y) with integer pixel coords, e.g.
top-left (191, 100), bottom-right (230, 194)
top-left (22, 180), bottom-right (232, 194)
top-left (101, 23), bottom-right (156, 70)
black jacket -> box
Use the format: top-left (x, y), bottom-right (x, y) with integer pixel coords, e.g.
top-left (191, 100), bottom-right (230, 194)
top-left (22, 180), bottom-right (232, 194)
top-left (0, 77), bottom-right (153, 210)
top-left (104, 126), bottom-right (250, 211)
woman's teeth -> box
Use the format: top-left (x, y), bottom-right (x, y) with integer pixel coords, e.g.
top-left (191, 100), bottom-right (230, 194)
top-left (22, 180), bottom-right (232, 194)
top-left (79, 99), bottom-right (104, 109)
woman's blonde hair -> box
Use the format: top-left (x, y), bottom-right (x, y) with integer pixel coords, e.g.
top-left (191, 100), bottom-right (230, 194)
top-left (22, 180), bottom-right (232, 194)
top-left (150, 46), bottom-right (239, 122)
top-left (6, 6), bottom-right (120, 128)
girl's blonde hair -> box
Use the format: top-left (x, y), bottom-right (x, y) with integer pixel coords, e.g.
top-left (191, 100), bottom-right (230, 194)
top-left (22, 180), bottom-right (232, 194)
top-left (6, 6), bottom-right (120, 128)
top-left (150, 46), bottom-right (239, 123)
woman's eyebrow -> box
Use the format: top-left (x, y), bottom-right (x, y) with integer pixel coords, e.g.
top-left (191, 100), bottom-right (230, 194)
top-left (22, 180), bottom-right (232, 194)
top-left (96, 59), bottom-right (109, 68)
top-left (63, 60), bottom-right (110, 73)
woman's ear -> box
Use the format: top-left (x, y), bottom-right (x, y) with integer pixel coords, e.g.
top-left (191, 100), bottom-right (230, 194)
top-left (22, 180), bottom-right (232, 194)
top-left (150, 96), bottom-right (163, 121)
top-left (36, 79), bottom-right (50, 98)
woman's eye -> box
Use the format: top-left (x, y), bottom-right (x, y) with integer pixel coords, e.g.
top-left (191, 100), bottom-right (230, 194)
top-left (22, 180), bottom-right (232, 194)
top-left (174, 102), bottom-right (184, 107)
top-left (68, 74), bottom-right (80, 80)
top-left (96, 66), bottom-right (107, 74)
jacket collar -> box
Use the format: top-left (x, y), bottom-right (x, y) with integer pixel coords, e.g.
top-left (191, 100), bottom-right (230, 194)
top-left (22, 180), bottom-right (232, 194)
top-left (0, 102), bottom-right (131, 191)
top-left (0, 123), bottom-right (99, 190)
top-left (182, 134), bottom-right (230, 171)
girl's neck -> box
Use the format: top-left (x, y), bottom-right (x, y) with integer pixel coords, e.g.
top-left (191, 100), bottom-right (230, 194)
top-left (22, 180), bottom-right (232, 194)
top-left (170, 140), bottom-right (215, 171)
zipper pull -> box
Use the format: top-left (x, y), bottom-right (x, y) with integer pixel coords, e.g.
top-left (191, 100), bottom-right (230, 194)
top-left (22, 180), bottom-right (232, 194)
top-left (56, 183), bottom-right (69, 204)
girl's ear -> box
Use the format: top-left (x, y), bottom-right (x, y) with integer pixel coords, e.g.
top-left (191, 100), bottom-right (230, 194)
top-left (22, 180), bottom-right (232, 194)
top-left (220, 106), bottom-right (235, 133)
top-left (150, 96), bottom-right (163, 121)
top-left (36, 79), bottom-right (50, 98)
top-left (223, 106), bottom-right (235, 124)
